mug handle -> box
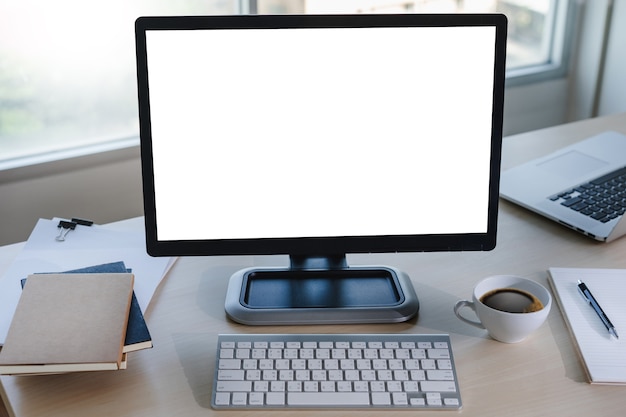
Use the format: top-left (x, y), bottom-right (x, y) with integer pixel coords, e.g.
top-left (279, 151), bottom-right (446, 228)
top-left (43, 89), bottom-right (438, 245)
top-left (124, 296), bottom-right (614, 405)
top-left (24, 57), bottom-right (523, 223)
top-left (453, 300), bottom-right (485, 329)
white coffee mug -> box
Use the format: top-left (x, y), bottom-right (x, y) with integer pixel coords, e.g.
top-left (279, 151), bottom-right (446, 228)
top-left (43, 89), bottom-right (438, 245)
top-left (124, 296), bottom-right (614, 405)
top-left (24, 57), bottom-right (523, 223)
top-left (453, 275), bottom-right (552, 343)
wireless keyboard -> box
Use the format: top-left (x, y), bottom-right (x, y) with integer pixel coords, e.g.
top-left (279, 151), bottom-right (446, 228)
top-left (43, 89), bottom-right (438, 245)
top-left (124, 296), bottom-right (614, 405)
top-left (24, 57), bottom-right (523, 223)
top-left (211, 333), bottom-right (462, 409)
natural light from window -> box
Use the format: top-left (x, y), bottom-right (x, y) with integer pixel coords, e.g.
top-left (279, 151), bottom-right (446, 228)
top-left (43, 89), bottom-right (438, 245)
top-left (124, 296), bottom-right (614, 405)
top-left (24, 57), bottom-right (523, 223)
top-left (0, 0), bottom-right (563, 165)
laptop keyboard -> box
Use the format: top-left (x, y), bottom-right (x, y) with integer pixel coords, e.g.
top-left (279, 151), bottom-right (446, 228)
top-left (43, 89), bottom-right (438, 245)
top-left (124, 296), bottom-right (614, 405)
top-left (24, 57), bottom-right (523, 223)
top-left (212, 333), bottom-right (462, 410)
top-left (549, 166), bottom-right (626, 223)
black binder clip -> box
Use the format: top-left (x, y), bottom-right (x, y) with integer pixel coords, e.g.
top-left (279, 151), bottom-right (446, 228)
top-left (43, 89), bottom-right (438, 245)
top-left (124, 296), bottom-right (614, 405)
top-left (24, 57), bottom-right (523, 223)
top-left (71, 217), bottom-right (94, 227)
top-left (55, 220), bottom-right (77, 242)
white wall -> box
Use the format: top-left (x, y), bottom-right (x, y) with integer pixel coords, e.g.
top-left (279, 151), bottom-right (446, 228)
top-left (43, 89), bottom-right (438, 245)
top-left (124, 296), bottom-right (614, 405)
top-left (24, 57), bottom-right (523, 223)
top-left (566, 0), bottom-right (626, 121)
top-left (596, 0), bottom-right (626, 116)
top-left (503, 78), bottom-right (570, 136)
top-left (0, 148), bottom-right (144, 245)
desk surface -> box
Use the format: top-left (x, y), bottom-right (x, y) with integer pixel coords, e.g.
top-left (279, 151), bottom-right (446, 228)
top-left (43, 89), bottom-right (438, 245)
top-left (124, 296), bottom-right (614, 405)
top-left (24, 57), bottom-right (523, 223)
top-left (2, 112), bottom-right (626, 416)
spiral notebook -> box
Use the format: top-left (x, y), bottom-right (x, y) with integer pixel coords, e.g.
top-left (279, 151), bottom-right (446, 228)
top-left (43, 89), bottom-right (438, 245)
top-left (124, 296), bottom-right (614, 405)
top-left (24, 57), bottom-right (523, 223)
top-left (548, 267), bottom-right (626, 384)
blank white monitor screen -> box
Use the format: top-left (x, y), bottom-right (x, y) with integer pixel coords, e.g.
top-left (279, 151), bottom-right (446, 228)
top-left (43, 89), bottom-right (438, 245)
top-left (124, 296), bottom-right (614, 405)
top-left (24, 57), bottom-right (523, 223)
top-left (136, 14), bottom-right (506, 256)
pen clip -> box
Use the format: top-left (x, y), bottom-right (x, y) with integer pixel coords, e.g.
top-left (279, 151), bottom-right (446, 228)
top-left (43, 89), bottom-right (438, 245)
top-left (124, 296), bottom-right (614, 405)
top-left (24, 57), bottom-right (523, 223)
top-left (576, 280), bottom-right (589, 303)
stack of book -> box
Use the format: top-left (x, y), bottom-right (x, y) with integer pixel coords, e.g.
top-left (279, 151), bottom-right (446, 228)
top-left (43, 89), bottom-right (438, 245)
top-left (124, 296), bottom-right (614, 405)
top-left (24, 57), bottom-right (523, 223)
top-left (0, 262), bottom-right (152, 375)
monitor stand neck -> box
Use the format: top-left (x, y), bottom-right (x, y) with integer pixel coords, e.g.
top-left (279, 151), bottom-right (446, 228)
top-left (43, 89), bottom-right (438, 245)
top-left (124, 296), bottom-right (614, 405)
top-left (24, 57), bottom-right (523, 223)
top-left (289, 254), bottom-right (348, 271)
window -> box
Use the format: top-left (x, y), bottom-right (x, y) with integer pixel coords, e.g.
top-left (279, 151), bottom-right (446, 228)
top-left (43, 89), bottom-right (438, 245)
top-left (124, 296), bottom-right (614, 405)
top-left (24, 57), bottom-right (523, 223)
top-left (0, 0), bottom-right (573, 166)
top-left (258, 0), bottom-right (573, 79)
top-left (0, 0), bottom-right (237, 165)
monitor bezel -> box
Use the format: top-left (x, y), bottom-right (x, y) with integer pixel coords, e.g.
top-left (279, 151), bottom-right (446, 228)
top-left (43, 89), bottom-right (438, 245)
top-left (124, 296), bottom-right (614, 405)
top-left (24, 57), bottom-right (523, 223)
top-left (135, 13), bottom-right (507, 258)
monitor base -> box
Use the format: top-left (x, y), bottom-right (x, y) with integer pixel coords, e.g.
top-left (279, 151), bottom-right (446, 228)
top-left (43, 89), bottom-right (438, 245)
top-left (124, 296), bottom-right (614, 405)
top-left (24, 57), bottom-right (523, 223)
top-left (224, 265), bottom-right (419, 325)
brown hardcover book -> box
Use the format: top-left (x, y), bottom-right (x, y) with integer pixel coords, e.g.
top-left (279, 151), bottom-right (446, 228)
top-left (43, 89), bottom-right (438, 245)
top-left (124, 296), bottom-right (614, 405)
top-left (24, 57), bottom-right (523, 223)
top-left (0, 273), bottom-right (133, 375)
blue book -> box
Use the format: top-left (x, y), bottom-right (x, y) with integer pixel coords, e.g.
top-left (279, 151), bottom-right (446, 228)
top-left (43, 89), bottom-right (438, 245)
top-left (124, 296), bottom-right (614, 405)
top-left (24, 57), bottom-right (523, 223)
top-left (22, 261), bottom-right (152, 353)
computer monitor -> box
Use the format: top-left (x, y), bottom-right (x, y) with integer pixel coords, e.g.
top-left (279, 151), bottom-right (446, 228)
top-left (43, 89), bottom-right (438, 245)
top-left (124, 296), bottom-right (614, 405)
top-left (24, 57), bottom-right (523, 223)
top-left (135, 13), bottom-right (507, 325)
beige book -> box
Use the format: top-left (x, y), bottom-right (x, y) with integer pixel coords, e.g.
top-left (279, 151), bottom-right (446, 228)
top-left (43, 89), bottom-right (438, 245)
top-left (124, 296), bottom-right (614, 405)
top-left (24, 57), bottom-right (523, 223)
top-left (0, 273), bottom-right (133, 375)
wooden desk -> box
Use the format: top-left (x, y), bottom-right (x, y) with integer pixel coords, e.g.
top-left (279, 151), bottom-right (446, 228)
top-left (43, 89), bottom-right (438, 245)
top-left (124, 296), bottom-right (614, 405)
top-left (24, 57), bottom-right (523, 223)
top-left (2, 113), bottom-right (626, 416)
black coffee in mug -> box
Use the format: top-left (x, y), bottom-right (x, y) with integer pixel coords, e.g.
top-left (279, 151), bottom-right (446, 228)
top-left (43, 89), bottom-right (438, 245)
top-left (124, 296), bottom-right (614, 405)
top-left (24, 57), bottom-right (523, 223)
top-left (479, 288), bottom-right (544, 313)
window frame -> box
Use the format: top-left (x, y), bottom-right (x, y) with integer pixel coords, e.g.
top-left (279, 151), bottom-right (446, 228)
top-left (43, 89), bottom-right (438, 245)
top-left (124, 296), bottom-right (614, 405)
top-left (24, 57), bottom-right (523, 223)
top-left (504, 0), bottom-right (578, 87)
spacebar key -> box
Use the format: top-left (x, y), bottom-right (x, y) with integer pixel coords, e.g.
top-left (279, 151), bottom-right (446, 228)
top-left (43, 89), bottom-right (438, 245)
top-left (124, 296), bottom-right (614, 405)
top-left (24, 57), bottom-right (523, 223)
top-left (288, 392), bottom-right (371, 406)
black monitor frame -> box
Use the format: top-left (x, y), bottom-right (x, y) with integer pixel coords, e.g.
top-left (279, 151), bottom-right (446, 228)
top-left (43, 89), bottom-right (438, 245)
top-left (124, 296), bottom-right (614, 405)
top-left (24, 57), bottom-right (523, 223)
top-left (135, 13), bottom-right (507, 262)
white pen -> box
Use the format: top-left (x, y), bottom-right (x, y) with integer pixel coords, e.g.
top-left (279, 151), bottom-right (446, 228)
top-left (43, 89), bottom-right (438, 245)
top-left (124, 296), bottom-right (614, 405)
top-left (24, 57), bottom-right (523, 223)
top-left (577, 280), bottom-right (619, 339)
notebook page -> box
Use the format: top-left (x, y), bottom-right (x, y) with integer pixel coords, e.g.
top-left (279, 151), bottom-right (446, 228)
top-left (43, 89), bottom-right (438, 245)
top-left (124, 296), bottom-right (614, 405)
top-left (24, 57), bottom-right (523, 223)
top-left (548, 267), bottom-right (626, 384)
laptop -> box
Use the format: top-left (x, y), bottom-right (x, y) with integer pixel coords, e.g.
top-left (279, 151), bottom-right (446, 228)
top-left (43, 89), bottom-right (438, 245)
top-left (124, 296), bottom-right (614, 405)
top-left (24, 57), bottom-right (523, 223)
top-left (500, 131), bottom-right (626, 242)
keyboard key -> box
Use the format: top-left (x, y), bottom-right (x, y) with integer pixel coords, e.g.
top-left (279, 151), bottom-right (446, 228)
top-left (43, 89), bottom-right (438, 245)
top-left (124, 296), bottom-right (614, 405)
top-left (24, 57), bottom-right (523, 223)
top-left (232, 392), bottom-right (247, 406)
top-left (445, 397), bottom-right (461, 407)
top-left (218, 359), bottom-right (241, 369)
top-left (421, 359), bottom-right (437, 369)
top-left (271, 381), bottom-right (285, 392)
top-left (410, 397), bottom-right (426, 406)
top-left (393, 392), bottom-right (408, 405)
top-left (404, 381), bottom-right (419, 392)
top-left (220, 349), bottom-right (234, 358)
top-left (561, 196), bottom-right (584, 207)
top-left (266, 392), bottom-right (285, 405)
top-left (427, 348), bottom-right (450, 359)
top-left (216, 380), bottom-right (252, 392)
top-left (287, 381), bottom-right (302, 392)
top-left (427, 370), bottom-right (455, 380)
top-left (218, 370), bottom-right (244, 380)
top-left (254, 381), bottom-right (268, 392)
top-left (249, 392), bottom-right (264, 405)
top-left (288, 392), bottom-right (370, 406)
top-left (371, 392), bottom-right (391, 405)
top-left (214, 392), bottom-right (230, 406)
top-left (426, 392), bottom-right (443, 406)
top-left (437, 359), bottom-right (453, 369)
top-left (421, 381), bottom-right (457, 392)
